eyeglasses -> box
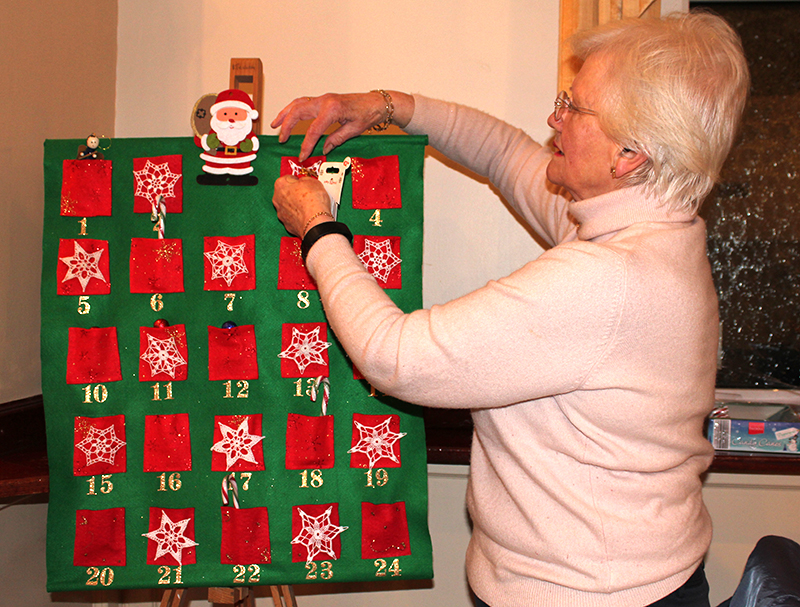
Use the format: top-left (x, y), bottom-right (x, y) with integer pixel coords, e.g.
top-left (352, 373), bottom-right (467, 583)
top-left (553, 90), bottom-right (597, 121)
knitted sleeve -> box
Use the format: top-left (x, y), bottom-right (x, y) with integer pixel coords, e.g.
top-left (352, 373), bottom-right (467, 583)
top-left (306, 233), bottom-right (624, 409)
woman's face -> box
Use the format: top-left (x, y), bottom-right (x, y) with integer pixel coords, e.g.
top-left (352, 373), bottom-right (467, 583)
top-left (546, 53), bottom-right (621, 201)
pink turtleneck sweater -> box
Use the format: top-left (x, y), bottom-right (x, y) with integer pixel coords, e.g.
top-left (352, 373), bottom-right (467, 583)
top-left (305, 95), bottom-right (718, 607)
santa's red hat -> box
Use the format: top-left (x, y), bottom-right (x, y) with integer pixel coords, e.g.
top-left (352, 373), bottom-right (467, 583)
top-left (210, 89), bottom-right (258, 120)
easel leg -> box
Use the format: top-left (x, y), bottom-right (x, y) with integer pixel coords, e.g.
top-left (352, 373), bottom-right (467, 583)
top-left (270, 585), bottom-right (297, 607)
top-left (161, 588), bottom-right (189, 607)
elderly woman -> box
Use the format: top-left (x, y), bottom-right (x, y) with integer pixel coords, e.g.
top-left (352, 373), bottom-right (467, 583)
top-left (271, 11), bottom-right (749, 607)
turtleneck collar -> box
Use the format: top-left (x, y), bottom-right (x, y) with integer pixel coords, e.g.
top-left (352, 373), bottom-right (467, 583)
top-left (568, 186), bottom-right (697, 241)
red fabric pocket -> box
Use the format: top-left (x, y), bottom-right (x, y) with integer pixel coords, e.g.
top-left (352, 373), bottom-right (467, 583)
top-left (208, 324), bottom-right (259, 380)
top-left (220, 506), bottom-right (271, 564)
top-left (61, 159), bottom-right (113, 216)
top-left (66, 326), bottom-right (122, 384)
top-left (129, 238), bottom-right (184, 293)
top-left (361, 502), bottom-right (412, 558)
top-left (350, 156), bottom-right (401, 209)
top-left (285, 413), bottom-right (335, 470)
top-left (74, 507), bottom-right (127, 566)
top-left (143, 414), bottom-right (192, 472)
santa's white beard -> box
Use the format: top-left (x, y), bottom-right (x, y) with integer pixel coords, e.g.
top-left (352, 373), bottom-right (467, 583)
top-left (211, 115), bottom-right (252, 146)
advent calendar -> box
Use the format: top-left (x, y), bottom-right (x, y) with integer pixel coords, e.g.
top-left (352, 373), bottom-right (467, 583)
top-left (41, 135), bottom-right (433, 591)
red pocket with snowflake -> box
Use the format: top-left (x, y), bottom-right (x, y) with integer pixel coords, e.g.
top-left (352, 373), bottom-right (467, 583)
top-left (73, 415), bottom-right (127, 476)
top-left (351, 156), bottom-right (401, 209)
top-left (208, 324), bottom-right (259, 380)
top-left (349, 413), bottom-right (405, 469)
top-left (57, 238), bottom-right (110, 296)
top-left (278, 322), bottom-right (331, 378)
top-left (211, 414), bottom-right (265, 472)
top-left (280, 156), bottom-right (326, 178)
top-left (143, 414), bottom-right (192, 472)
top-left (61, 159), bottom-right (113, 216)
top-left (139, 324), bottom-right (188, 381)
top-left (74, 507), bottom-right (126, 566)
top-left (66, 326), bottom-right (122, 384)
top-left (353, 235), bottom-right (402, 289)
top-left (143, 507), bottom-right (198, 566)
top-left (277, 237), bottom-right (317, 290)
top-left (220, 506), bottom-right (271, 565)
top-left (203, 235), bottom-right (256, 291)
top-left (133, 155), bottom-right (183, 214)
top-left (286, 413), bottom-right (335, 470)
top-left (129, 238), bottom-right (184, 293)
top-left (361, 502), bottom-right (412, 559)
top-left (291, 503), bottom-right (347, 563)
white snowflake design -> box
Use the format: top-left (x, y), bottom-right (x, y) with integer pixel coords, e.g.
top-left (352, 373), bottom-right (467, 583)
top-left (142, 510), bottom-right (199, 565)
top-left (59, 241), bottom-right (106, 291)
top-left (140, 333), bottom-right (187, 378)
top-left (278, 326), bottom-right (331, 374)
top-left (291, 506), bottom-right (348, 564)
top-left (133, 160), bottom-right (181, 205)
top-left (76, 424), bottom-right (126, 466)
top-left (210, 417), bottom-right (265, 470)
top-left (348, 417), bottom-right (406, 469)
top-left (357, 238), bottom-right (401, 283)
top-left (204, 240), bottom-right (248, 287)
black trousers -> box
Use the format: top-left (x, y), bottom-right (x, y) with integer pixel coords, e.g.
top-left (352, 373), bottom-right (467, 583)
top-left (472, 563), bottom-right (710, 607)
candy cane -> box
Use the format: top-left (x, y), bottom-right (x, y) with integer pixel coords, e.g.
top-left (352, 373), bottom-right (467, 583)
top-left (310, 376), bottom-right (331, 416)
top-left (151, 195), bottom-right (166, 239)
top-left (221, 473), bottom-right (239, 509)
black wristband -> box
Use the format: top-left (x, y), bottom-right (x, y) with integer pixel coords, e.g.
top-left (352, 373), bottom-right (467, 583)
top-left (301, 221), bottom-right (353, 262)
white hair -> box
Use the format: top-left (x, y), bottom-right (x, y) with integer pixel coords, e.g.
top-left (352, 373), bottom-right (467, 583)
top-left (572, 11), bottom-right (750, 214)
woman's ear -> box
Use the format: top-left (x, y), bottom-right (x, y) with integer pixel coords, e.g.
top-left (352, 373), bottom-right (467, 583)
top-left (614, 148), bottom-right (647, 178)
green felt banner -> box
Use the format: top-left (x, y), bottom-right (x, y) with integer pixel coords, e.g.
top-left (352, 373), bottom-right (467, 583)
top-left (41, 135), bottom-right (432, 591)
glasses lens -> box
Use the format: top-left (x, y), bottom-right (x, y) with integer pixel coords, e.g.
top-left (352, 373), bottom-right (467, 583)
top-left (555, 91), bottom-right (568, 120)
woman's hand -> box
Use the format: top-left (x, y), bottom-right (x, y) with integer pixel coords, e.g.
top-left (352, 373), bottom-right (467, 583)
top-left (270, 91), bottom-right (414, 162)
top-left (272, 174), bottom-right (332, 238)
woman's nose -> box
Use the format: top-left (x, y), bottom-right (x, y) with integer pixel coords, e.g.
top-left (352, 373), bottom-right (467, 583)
top-left (547, 112), bottom-right (561, 131)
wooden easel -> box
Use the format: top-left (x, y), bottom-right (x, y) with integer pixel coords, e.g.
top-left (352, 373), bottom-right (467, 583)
top-left (161, 57), bottom-right (293, 607)
top-left (159, 584), bottom-right (296, 607)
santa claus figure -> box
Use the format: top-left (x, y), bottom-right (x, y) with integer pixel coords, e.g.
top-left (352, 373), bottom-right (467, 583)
top-left (196, 89), bottom-right (260, 185)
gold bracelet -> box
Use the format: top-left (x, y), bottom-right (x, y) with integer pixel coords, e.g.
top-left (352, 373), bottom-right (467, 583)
top-left (302, 211), bottom-right (334, 238)
top-left (370, 89), bottom-right (394, 132)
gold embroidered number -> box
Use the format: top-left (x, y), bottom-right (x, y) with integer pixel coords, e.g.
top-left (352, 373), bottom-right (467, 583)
top-left (78, 217), bottom-right (88, 235)
top-left (83, 384), bottom-right (108, 403)
top-left (224, 292), bottom-right (236, 311)
top-left (297, 290), bottom-right (310, 309)
top-left (150, 293), bottom-right (164, 312)
top-left (305, 561), bottom-right (333, 580)
top-left (293, 378), bottom-right (317, 397)
top-left (86, 566), bottom-right (114, 586)
top-left (233, 564), bottom-right (262, 585)
top-left (86, 474), bottom-right (113, 495)
top-left (151, 381), bottom-right (174, 401)
top-left (224, 380), bottom-right (250, 399)
top-left (374, 558), bottom-right (402, 577)
top-left (77, 295), bottom-right (91, 315)
top-left (157, 565), bottom-right (183, 585)
top-left (365, 468), bottom-right (389, 488)
top-left (299, 469), bottom-right (324, 488)
top-left (157, 472), bottom-right (182, 492)
top-left (370, 210), bottom-right (383, 227)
